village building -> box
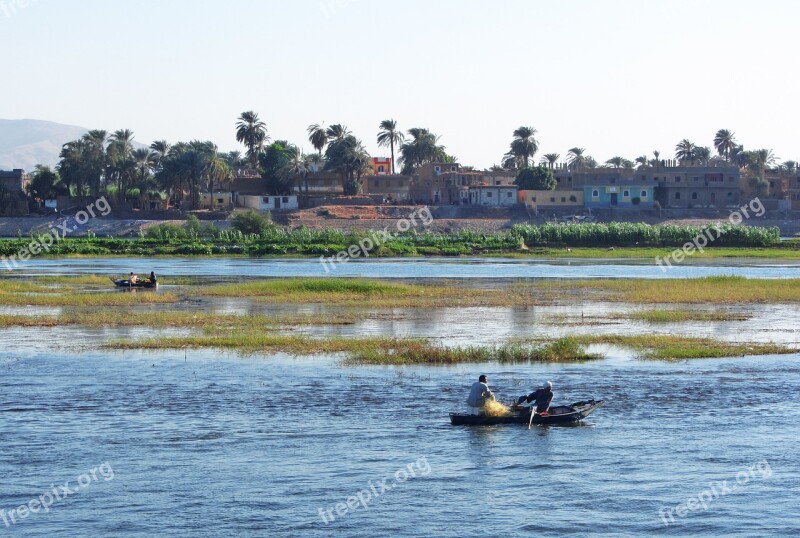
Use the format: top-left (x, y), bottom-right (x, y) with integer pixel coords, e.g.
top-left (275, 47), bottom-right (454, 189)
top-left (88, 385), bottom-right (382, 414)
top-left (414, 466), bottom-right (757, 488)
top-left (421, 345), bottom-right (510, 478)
top-left (468, 185), bottom-right (518, 206)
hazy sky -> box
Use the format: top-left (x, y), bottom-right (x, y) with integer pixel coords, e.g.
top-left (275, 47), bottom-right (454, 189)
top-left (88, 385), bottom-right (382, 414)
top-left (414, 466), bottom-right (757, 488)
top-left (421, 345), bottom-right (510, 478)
top-left (2, 0), bottom-right (797, 168)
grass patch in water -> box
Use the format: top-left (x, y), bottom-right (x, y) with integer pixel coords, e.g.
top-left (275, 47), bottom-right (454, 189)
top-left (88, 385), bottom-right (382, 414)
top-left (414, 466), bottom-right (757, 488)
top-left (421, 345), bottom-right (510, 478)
top-left (536, 276), bottom-right (800, 304)
top-left (0, 291), bottom-right (178, 306)
top-left (105, 333), bottom-right (601, 364)
top-left (569, 334), bottom-right (794, 360)
top-left (619, 309), bottom-right (751, 323)
top-left (198, 277), bottom-right (548, 307)
top-left (0, 310), bottom-right (361, 328)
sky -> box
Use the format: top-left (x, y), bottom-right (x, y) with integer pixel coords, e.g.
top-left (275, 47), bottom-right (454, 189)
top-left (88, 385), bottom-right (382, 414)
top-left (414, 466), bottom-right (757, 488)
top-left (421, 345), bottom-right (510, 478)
top-left (1, 0), bottom-right (798, 169)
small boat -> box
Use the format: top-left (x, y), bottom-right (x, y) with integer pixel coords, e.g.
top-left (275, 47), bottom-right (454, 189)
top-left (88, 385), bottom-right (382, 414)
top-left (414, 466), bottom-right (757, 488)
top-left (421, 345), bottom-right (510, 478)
top-left (449, 399), bottom-right (604, 426)
top-left (111, 278), bottom-right (158, 289)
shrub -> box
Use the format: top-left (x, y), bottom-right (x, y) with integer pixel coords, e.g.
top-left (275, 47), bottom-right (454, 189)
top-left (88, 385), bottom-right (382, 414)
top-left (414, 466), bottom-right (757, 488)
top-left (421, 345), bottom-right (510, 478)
top-left (232, 210), bottom-right (273, 235)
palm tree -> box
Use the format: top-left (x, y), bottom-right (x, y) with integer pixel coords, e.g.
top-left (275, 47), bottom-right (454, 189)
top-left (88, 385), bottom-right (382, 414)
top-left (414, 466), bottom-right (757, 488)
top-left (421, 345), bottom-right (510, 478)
top-left (635, 155), bottom-right (649, 169)
top-left (695, 146), bottom-right (712, 165)
top-left (149, 140), bottom-right (171, 167)
top-left (282, 149), bottom-right (311, 193)
top-left (781, 161), bottom-right (798, 174)
top-left (376, 119), bottom-right (404, 174)
top-left (755, 148), bottom-right (778, 168)
top-left (504, 126), bottom-right (538, 168)
top-left (236, 111), bottom-right (268, 167)
top-left (326, 124), bottom-right (351, 142)
top-left (567, 147), bottom-right (586, 169)
top-left (398, 128), bottom-right (447, 175)
top-left (540, 153), bottom-right (560, 169)
top-left (307, 123), bottom-right (328, 155)
top-left (653, 150), bottom-right (661, 171)
top-left (605, 156), bottom-right (625, 168)
top-left (325, 135), bottom-right (372, 195)
top-left (713, 129), bottom-right (737, 161)
top-left (675, 139), bottom-right (698, 164)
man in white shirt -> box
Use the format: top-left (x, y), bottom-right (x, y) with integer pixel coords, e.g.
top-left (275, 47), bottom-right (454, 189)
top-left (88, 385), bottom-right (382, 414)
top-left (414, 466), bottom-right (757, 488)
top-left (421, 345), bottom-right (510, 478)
top-left (466, 374), bottom-right (494, 415)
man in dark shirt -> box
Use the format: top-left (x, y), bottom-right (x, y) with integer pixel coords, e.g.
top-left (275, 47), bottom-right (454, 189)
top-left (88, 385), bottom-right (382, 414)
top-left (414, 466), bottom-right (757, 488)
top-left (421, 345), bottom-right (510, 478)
top-left (517, 381), bottom-right (554, 414)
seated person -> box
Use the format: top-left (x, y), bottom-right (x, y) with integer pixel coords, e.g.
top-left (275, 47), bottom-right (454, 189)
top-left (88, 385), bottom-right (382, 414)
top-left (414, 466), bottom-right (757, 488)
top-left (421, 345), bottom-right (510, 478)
top-left (129, 272), bottom-right (138, 285)
top-left (517, 381), bottom-right (554, 414)
top-left (466, 374), bottom-right (495, 415)
top-left (149, 271), bottom-right (157, 284)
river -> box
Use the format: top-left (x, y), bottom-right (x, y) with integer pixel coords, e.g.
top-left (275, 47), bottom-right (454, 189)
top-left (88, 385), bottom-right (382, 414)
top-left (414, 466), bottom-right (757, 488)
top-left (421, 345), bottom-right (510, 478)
top-left (1, 258), bottom-right (798, 537)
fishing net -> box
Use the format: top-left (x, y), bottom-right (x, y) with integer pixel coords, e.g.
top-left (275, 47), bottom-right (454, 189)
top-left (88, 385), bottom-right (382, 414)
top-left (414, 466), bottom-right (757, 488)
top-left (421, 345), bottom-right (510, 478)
top-left (483, 400), bottom-right (512, 417)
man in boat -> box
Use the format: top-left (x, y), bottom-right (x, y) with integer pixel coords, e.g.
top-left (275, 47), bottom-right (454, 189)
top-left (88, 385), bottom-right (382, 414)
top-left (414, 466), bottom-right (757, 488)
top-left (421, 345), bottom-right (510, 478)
top-left (516, 381), bottom-right (554, 415)
top-left (129, 272), bottom-right (139, 285)
top-left (466, 375), bottom-right (495, 415)
top-left (149, 271), bottom-right (157, 285)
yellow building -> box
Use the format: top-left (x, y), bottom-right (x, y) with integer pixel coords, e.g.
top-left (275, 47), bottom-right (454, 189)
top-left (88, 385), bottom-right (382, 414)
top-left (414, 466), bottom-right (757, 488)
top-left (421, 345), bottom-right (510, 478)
top-left (519, 189), bottom-right (583, 209)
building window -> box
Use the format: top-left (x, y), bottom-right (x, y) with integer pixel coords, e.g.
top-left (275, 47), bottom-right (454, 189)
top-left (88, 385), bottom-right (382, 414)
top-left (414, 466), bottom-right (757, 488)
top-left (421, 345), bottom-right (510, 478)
top-left (675, 176), bottom-right (681, 182)
top-left (374, 180), bottom-right (379, 187)
top-left (641, 190), bottom-right (647, 198)
top-left (592, 190), bottom-right (599, 198)
top-left (263, 197), bottom-right (270, 203)
top-left (675, 192), bottom-right (681, 200)
top-left (623, 190), bottom-right (630, 198)
top-left (692, 192), bottom-right (698, 200)
top-left (550, 197), bottom-right (556, 203)
top-left (693, 176), bottom-right (699, 181)
top-left (561, 197), bottom-right (566, 203)
top-left (378, 165), bottom-right (385, 173)
top-left (282, 197), bottom-right (289, 203)
top-left (507, 192), bottom-right (512, 197)
top-left (610, 178), bottom-right (616, 184)
top-left (487, 192), bottom-right (492, 197)
top-left (532, 197), bottom-right (537, 202)
top-left (451, 166), bottom-right (457, 171)
top-left (434, 166), bottom-right (441, 175)
top-left (386, 180), bottom-right (392, 187)
top-left (642, 175), bottom-right (647, 181)
top-left (496, 180), bottom-right (501, 186)
top-left (728, 192), bottom-right (733, 197)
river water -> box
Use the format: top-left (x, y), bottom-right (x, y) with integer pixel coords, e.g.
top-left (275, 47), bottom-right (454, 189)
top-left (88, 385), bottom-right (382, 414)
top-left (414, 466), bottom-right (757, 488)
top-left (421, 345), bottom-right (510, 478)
top-left (1, 258), bottom-right (799, 537)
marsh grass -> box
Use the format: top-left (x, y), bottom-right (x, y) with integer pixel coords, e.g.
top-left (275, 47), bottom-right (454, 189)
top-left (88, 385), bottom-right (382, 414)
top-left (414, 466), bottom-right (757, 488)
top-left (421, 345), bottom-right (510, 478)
top-left (198, 278), bottom-right (549, 307)
top-left (618, 309), bottom-right (752, 323)
top-left (569, 334), bottom-right (794, 360)
top-left (0, 292), bottom-right (178, 307)
top-left (536, 276), bottom-right (800, 304)
top-left (0, 310), bottom-right (362, 328)
top-left (105, 333), bottom-right (601, 365)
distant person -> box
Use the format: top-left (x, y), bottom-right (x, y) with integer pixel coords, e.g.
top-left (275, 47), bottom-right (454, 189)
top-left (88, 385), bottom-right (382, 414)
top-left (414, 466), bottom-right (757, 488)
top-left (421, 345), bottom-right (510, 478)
top-left (466, 375), bottom-right (495, 415)
top-left (517, 381), bottom-right (554, 415)
top-left (149, 271), bottom-right (157, 285)
top-left (129, 272), bottom-right (138, 285)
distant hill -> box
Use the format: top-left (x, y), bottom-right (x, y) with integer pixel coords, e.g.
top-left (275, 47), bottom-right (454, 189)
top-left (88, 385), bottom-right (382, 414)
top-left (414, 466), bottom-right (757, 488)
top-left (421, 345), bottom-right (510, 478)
top-left (0, 119), bottom-right (147, 172)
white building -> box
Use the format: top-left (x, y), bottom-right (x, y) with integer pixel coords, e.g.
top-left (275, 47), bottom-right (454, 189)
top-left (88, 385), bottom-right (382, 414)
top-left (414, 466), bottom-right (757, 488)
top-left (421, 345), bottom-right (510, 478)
top-left (237, 194), bottom-right (299, 211)
top-left (467, 185), bottom-right (518, 206)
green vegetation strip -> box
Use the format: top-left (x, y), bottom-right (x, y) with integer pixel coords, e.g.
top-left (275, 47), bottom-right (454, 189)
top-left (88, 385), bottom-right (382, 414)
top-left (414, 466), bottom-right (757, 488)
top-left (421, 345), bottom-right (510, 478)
top-left (615, 309), bottom-right (752, 322)
top-left (537, 276), bottom-right (800, 304)
top-left (104, 334), bottom-right (601, 365)
top-left (0, 222), bottom-right (790, 258)
top-left (198, 278), bottom-right (548, 307)
top-left (569, 334), bottom-right (794, 360)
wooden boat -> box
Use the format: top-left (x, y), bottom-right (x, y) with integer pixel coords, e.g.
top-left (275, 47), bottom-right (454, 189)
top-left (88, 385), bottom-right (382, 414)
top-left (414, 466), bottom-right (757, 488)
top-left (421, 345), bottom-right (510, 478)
top-left (449, 399), bottom-right (604, 426)
top-left (111, 278), bottom-right (158, 289)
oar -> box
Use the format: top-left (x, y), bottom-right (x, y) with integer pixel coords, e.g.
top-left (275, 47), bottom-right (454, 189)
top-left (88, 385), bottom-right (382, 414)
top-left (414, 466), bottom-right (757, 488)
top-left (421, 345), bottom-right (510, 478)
top-left (528, 405), bottom-right (536, 429)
